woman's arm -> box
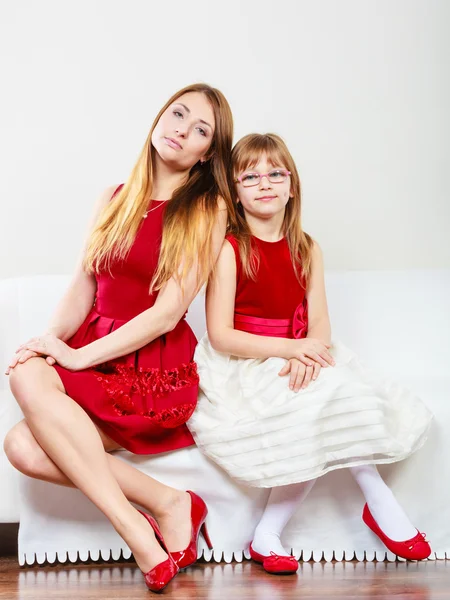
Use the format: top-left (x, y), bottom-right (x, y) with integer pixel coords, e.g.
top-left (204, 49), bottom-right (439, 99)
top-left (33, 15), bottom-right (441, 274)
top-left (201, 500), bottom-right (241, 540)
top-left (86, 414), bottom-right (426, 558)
top-left (6, 186), bottom-right (117, 373)
top-left (305, 242), bottom-right (332, 345)
top-left (46, 185), bottom-right (118, 341)
top-left (74, 203), bottom-right (229, 369)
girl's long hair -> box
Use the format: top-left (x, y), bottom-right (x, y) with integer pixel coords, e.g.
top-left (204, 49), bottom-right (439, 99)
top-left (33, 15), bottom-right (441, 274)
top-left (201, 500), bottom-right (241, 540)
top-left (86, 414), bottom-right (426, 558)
top-left (230, 133), bottom-right (314, 286)
top-left (84, 83), bottom-right (235, 292)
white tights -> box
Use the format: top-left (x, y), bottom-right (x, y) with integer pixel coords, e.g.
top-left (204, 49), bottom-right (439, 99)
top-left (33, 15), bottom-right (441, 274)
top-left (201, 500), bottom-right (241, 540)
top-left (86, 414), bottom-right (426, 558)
top-left (252, 479), bottom-right (316, 557)
top-left (349, 464), bottom-right (416, 540)
top-left (252, 465), bottom-right (416, 556)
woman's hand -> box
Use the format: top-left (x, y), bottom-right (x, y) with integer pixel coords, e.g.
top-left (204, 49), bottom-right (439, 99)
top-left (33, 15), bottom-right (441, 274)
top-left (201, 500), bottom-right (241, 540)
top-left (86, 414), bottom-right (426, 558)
top-left (285, 338), bottom-right (335, 368)
top-left (5, 338), bottom-right (56, 375)
top-left (6, 334), bottom-right (85, 374)
top-left (278, 358), bottom-right (322, 392)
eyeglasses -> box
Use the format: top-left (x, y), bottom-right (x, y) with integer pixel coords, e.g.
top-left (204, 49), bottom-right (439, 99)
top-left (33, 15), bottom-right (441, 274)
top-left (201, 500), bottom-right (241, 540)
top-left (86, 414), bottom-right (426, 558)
top-left (235, 169), bottom-right (291, 188)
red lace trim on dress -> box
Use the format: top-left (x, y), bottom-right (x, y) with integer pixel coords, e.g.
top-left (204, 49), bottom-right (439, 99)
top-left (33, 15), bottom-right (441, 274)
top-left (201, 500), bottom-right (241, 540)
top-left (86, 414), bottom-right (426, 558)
top-left (94, 361), bottom-right (199, 427)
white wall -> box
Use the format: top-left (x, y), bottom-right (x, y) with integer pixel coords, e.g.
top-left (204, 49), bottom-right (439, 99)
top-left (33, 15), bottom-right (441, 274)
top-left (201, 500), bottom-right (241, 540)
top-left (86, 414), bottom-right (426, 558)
top-left (0, 0), bottom-right (448, 277)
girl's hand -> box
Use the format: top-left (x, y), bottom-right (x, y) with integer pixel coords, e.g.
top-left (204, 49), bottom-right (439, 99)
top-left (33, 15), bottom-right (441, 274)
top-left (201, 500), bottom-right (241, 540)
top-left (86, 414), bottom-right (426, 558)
top-left (288, 338), bottom-right (335, 368)
top-left (311, 361), bottom-right (321, 382)
top-left (8, 334), bottom-right (85, 373)
top-left (278, 358), bottom-right (321, 392)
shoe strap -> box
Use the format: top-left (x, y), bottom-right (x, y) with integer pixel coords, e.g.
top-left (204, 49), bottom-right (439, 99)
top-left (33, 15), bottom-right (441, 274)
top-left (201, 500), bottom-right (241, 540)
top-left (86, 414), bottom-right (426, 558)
top-left (268, 551), bottom-right (296, 561)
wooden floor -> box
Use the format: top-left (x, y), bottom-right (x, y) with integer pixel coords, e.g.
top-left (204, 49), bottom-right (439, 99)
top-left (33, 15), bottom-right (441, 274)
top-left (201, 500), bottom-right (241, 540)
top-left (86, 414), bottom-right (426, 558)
top-left (1, 557), bottom-right (449, 600)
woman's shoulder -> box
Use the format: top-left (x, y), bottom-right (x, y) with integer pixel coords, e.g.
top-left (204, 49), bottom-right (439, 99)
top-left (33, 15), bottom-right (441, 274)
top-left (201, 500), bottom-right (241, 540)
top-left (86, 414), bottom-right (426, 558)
top-left (86, 184), bottom-right (122, 227)
top-left (198, 195), bottom-right (227, 214)
top-left (216, 195), bottom-right (227, 211)
top-left (110, 183), bottom-right (124, 198)
top-left (309, 238), bottom-right (323, 260)
top-left (97, 184), bottom-right (123, 209)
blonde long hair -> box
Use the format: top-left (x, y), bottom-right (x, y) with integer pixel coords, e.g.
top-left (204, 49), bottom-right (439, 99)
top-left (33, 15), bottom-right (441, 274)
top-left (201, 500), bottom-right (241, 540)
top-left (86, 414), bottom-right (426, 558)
top-left (230, 133), bottom-right (314, 285)
top-left (84, 83), bottom-right (235, 292)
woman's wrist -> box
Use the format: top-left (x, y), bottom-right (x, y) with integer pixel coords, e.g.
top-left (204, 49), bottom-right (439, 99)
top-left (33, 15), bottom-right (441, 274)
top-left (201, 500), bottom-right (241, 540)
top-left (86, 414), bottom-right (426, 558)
top-left (44, 326), bottom-right (71, 341)
top-left (73, 347), bottom-right (92, 370)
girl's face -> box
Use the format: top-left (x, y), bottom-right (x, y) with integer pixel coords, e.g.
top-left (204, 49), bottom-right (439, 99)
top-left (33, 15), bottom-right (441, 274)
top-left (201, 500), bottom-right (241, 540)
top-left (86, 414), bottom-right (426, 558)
top-left (152, 92), bottom-right (216, 170)
top-left (235, 154), bottom-right (292, 220)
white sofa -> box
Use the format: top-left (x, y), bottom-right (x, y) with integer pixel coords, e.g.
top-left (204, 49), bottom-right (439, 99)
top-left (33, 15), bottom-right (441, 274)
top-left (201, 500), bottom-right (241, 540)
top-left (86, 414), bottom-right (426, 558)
top-left (1, 271), bottom-right (449, 564)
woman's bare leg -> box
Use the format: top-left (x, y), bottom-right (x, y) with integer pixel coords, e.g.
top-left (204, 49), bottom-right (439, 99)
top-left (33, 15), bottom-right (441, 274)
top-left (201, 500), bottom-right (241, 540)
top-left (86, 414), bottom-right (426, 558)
top-left (7, 357), bottom-right (188, 571)
top-left (4, 419), bottom-right (192, 551)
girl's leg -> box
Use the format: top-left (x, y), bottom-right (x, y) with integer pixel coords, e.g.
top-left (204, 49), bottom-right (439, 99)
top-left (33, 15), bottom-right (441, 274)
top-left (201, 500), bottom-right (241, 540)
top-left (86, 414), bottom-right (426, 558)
top-left (4, 420), bottom-right (191, 552)
top-left (349, 464), bottom-right (417, 539)
top-left (252, 479), bottom-right (316, 557)
top-left (7, 358), bottom-right (186, 572)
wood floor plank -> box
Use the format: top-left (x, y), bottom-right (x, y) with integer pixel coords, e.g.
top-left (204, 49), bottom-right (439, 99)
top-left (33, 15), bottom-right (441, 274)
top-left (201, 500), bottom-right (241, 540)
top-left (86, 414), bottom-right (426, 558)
top-left (0, 557), bottom-right (449, 599)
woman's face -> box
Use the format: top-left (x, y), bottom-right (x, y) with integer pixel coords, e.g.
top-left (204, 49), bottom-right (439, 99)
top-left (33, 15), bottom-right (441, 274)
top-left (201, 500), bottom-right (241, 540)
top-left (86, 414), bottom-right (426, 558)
top-left (235, 154), bottom-right (292, 220)
top-left (152, 92), bottom-right (216, 170)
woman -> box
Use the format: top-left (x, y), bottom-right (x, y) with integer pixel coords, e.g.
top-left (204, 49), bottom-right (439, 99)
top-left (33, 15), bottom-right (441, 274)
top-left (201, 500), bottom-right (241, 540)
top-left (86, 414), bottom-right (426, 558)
top-left (4, 83), bottom-right (235, 591)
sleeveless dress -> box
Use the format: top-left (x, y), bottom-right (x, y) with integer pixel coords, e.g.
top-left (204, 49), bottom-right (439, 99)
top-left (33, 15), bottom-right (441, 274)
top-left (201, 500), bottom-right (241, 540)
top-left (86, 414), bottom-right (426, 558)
top-left (187, 234), bottom-right (433, 487)
top-left (53, 189), bottom-right (198, 454)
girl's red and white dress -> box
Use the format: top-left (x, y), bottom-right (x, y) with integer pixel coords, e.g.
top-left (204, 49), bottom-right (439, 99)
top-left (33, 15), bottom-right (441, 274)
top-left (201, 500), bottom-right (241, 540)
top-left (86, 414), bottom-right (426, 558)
top-left (187, 234), bottom-right (432, 487)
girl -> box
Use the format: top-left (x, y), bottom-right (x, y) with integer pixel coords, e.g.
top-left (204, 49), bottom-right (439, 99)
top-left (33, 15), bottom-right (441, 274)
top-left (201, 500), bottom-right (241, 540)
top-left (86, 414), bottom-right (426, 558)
top-left (4, 83), bottom-right (235, 592)
top-left (187, 133), bottom-right (433, 574)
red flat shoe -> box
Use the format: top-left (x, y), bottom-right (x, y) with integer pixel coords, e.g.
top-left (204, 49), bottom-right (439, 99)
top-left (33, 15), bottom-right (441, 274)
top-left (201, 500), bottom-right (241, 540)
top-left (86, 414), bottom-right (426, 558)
top-left (139, 512), bottom-right (179, 592)
top-left (170, 490), bottom-right (213, 569)
top-left (362, 503), bottom-right (431, 560)
top-left (249, 543), bottom-right (298, 574)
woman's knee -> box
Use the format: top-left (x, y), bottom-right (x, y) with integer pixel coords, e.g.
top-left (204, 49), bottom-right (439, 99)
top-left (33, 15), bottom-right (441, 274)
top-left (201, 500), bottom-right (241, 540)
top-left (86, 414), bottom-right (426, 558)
top-left (3, 422), bottom-right (46, 476)
top-left (9, 359), bottom-right (40, 398)
top-left (9, 358), bottom-right (62, 412)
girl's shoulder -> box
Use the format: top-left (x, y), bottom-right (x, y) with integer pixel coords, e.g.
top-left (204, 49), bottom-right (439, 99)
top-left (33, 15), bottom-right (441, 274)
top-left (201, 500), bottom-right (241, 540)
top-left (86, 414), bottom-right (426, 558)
top-left (225, 233), bottom-right (239, 251)
top-left (224, 233), bottom-right (242, 274)
top-left (224, 233), bottom-right (240, 261)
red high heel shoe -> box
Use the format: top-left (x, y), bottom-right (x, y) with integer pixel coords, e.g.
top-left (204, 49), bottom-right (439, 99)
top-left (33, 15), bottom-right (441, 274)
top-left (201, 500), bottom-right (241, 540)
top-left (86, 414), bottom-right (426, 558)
top-left (170, 490), bottom-right (213, 569)
top-left (249, 544), bottom-right (298, 574)
top-left (362, 503), bottom-right (431, 560)
top-left (139, 512), bottom-right (179, 592)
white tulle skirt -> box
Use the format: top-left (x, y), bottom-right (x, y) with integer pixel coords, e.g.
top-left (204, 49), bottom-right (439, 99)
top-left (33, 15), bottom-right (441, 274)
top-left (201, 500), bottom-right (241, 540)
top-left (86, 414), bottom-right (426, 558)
top-left (187, 336), bottom-right (432, 488)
